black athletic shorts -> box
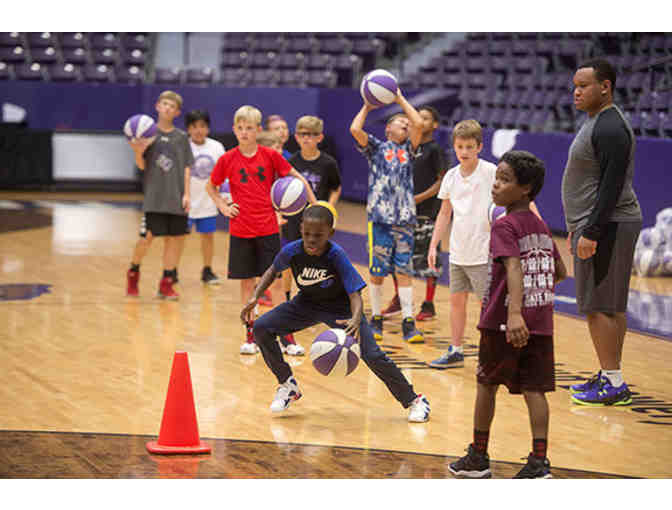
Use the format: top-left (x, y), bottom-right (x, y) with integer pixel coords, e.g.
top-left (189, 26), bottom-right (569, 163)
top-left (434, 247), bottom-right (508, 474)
top-left (476, 329), bottom-right (555, 394)
top-left (145, 212), bottom-right (188, 237)
top-left (228, 233), bottom-right (281, 279)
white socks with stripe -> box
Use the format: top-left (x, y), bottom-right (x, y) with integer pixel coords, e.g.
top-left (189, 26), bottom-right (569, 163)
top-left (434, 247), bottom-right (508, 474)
top-left (398, 286), bottom-right (413, 319)
top-left (603, 369), bottom-right (624, 387)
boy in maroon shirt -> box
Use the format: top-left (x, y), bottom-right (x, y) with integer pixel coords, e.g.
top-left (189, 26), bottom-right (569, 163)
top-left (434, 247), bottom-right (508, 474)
top-left (206, 105), bottom-right (317, 355)
top-left (449, 150), bottom-right (567, 479)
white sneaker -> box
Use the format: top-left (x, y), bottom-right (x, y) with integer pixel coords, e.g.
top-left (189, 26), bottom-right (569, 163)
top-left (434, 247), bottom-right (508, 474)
top-left (408, 394), bottom-right (430, 423)
top-left (270, 377), bottom-right (302, 413)
top-left (240, 342), bottom-right (259, 355)
top-left (282, 343), bottom-right (305, 356)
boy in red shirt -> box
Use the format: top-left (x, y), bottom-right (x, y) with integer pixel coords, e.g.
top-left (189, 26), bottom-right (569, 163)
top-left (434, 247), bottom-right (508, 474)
top-left (449, 150), bottom-right (567, 479)
top-left (206, 105), bottom-right (317, 354)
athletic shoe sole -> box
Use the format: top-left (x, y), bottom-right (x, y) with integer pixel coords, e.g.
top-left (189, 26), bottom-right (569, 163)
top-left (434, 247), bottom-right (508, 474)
top-left (404, 335), bottom-right (425, 344)
top-left (570, 394), bottom-right (632, 406)
top-left (428, 361), bottom-right (464, 369)
top-left (448, 466), bottom-right (492, 479)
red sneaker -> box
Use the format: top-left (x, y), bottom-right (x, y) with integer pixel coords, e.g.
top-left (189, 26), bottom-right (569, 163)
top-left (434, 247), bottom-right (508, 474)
top-left (127, 269), bottom-right (139, 296)
top-left (382, 294), bottom-right (401, 318)
top-left (258, 289), bottom-right (273, 307)
top-left (415, 301), bottom-right (436, 321)
top-left (158, 276), bottom-right (179, 300)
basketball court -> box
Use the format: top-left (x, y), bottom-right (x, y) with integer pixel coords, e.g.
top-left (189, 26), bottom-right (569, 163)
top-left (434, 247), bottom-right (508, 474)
top-left (1, 192), bottom-right (671, 481)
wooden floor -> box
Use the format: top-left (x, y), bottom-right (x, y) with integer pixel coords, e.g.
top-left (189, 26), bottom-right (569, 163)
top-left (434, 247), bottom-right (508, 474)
top-left (1, 192), bottom-right (671, 480)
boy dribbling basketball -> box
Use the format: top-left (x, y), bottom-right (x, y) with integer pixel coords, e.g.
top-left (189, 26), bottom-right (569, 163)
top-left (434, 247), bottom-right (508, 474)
top-left (241, 202), bottom-right (430, 422)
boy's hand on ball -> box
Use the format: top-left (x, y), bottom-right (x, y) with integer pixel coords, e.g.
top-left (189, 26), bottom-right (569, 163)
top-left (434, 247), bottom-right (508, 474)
top-left (335, 318), bottom-right (360, 341)
top-left (129, 136), bottom-right (154, 153)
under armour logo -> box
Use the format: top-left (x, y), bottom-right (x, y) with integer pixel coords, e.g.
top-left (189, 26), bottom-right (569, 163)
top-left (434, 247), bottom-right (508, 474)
top-left (256, 166), bottom-right (266, 181)
top-left (383, 149), bottom-right (408, 163)
top-left (239, 167), bottom-right (248, 183)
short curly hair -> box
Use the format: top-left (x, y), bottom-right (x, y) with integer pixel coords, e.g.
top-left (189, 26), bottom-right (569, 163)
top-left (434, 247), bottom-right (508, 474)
top-left (499, 150), bottom-right (546, 200)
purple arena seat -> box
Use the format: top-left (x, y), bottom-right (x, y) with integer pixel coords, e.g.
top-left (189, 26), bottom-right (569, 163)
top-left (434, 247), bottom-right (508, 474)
top-left (90, 33), bottom-right (120, 50)
top-left (92, 48), bottom-right (119, 65)
top-left (220, 51), bottom-right (250, 69)
top-left (62, 47), bottom-right (88, 65)
top-left (275, 52), bottom-right (305, 69)
top-left (277, 69), bottom-right (307, 87)
top-left (61, 32), bottom-right (87, 48)
top-left (185, 67), bottom-right (214, 86)
top-left (15, 62), bottom-right (46, 80)
top-left (116, 65), bottom-right (145, 84)
top-left (123, 33), bottom-right (150, 51)
top-left (249, 52), bottom-right (277, 69)
top-left (250, 68), bottom-right (279, 87)
top-left (286, 37), bottom-right (316, 54)
top-left (122, 48), bottom-right (147, 67)
top-left (26, 32), bottom-right (57, 48)
top-left (0, 32), bottom-right (22, 47)
top-left (83, 63), bottom-right (114, 82)
top-left (222, 33), bottom-right (250, 52)
top-left (154, 67), bottom-right (183, 85)
top-left (31, 46), bottom-right (59, 65)
top-left (320, 37), bottom-right (353, 55)
top-left (0, 61), bottom-right (11, 80)
top-left (306, 69), bottom-right (337, 87)
top-left (49, 63), bottom-right (81, 82)
top-left (305, 53), bottom-right (332, 70)
top-left (218, 67), bottom-right (249, 87)
top-left (0, 46), bottom-right (27, 64)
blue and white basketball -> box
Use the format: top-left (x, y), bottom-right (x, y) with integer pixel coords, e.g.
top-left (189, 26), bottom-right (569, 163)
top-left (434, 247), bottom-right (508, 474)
top-left (123, 114), bottom-right (157, 140)
top-left (270, 176), bottom-right (307, 216)
top-left (310, 329), bottom-right (360, 377)
top-left (488, 203), bottom-right (506, 225)
top-left (634, 248), bottom-right (664, 277)
top-left (360, 69), bottom-right (398, 107)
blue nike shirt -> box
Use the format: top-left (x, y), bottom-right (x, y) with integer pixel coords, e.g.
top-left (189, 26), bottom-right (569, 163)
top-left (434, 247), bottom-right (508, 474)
top-left (273, 240), bottom-right (366, 308)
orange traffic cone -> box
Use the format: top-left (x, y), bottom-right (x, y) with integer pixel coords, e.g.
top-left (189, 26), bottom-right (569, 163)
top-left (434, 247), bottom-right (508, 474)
top-left (146, 351), bottom-right (211, 454)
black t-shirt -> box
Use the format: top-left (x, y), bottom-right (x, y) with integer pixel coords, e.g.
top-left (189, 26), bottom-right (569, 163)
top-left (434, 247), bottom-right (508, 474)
top-left (288, 151), bottom-right (341, 201)
top-left (413, 140), bottom-right (447, 219)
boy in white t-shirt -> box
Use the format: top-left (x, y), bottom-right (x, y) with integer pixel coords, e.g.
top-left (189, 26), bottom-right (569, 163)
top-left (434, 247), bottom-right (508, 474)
top-left (186, 110), bottom-right (226, 284)
top-left (428, 120), bottom-right (494, 368)
top-left (428, 120), bottom-right (539, 369)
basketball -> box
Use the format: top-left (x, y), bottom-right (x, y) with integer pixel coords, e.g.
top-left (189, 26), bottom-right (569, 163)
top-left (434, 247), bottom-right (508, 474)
top-left (270, 176), bottom-right (307, 216)
top-left (634, 247), bottom-right (664, 277)
top-left (123, 114), bottom-right (157, 140)
top-left (638, 226), bottom-right (666, 250)
top-left (488, 203), bottom-right (506, 225)
top-left (309, 328), bottom-right (360, 377)
top-left (360, 69), bottom-right (398, 107)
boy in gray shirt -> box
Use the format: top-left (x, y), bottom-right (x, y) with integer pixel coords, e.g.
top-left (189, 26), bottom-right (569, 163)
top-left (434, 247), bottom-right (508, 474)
top-left (126, 90), bottom-right (194, 299)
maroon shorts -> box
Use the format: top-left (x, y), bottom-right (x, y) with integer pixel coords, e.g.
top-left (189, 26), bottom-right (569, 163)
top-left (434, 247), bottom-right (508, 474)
top-left (476, 329), bottom-right (555, 394)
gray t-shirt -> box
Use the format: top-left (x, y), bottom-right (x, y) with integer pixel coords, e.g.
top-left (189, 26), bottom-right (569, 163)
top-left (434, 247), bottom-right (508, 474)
top-left (561, 105), bottom-right (641, 238)
top-left (142, 128), bottom-right (194, 215)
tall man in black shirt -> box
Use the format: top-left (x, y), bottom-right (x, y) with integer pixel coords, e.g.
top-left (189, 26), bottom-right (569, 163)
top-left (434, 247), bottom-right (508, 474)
top-left (561, 59), bottom-right (642, 406)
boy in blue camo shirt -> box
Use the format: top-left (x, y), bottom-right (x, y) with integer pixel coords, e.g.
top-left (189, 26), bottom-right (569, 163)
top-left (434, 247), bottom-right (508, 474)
top-left (350, 89), bottom-right (424, 343)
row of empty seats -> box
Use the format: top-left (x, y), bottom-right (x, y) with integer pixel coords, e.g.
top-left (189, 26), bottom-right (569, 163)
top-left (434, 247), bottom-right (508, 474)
top-left (155, 67), bottom-right (339, 88)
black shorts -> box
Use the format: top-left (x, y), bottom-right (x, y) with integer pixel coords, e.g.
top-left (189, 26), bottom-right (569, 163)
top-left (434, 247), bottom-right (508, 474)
top-left (476, 329), bottom-right (555, 394)
top-left (573, 221), bottom-right (641, 314)
top-left (281, 212), bottom-right (303, 244)
top-left (145, 212), bottom-right (188, 237)
top-left (228, 233), bottom-right (281, 279)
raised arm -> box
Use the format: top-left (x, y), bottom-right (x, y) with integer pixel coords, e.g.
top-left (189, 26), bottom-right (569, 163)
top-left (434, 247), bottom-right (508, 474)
top-left (395, 90), bottom-right (422, 150)
top-left (350, 103), bottom-right (375, 148)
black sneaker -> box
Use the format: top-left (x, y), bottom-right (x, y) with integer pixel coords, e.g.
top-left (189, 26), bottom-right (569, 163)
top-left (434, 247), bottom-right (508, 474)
top-left (513, 454), bottom-right (552, 479)
top-left (201, 267), bottom-right (220, 285)
top-left (170, 269), bottom-right (179, 284)
top-left (449, 444), bottom-right (491, 478)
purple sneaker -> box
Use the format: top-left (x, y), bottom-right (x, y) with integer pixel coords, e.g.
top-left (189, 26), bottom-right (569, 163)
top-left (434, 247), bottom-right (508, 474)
top-left (570, 371), bottom-right (602, 393)
top-left (571, 374), bottom-right (632, 406)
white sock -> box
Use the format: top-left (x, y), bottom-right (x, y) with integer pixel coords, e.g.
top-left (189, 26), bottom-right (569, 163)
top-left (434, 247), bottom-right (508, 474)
top-left (369, 283), bottom-right (383, 316)
top-left (603, 369), bottom-right (624, 387)
top-left (398, 286), bottom-right (414, 319)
